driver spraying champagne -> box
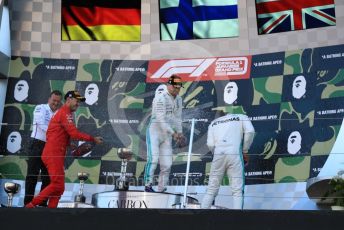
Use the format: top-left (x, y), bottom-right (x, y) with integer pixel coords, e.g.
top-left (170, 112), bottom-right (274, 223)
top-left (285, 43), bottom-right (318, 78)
top-left (144, 75), bottom-right (185, 193)
top-left (25, 91), bottom-right (103, 208)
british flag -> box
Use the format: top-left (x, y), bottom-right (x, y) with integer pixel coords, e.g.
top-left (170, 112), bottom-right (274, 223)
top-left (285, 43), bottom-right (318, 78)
top-left (256, 0), bottom-right (336, 35)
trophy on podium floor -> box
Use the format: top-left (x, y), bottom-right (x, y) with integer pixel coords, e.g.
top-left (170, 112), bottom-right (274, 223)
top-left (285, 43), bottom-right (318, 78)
top-left (4, 182), bottom-right (20, 207)
top-left (58, 172), bottom-right (94, 208)
top-left (115, 148), bottom-right (133, 191)
top-left (74, 172), bottom-right (89, 203)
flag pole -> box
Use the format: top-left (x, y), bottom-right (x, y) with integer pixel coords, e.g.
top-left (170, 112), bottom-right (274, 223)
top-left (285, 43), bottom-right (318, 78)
top-left (182, 118), bottom-right (195, 208)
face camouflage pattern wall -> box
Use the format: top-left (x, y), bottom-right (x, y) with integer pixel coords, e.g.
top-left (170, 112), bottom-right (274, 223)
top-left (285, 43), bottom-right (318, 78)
top-left (1, 44), bottom-right (344, 187)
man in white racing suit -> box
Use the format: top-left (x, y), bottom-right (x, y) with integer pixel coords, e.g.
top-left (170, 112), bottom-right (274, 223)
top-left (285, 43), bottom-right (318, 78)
top-left (144, 75), bottom-right (184, 192)
top-left (201, 111), bottom-right (255, 209)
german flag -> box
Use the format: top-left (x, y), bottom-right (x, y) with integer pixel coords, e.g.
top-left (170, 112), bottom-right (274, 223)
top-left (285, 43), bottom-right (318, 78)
top-left (62, 0), bottom-right (141, 41)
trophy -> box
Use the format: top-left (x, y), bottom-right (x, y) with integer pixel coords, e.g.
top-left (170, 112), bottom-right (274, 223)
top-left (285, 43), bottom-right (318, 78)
top-left (115, 148), bottom-right (133, 191)
top-left (4, 182), bottom-right (20, 207)
top-left (74, 172), bottom-right (89, 203)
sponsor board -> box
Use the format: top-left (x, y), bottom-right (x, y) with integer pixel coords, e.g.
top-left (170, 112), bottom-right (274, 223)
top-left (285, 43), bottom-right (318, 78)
top-left (251, 52), bottom-right (285, 78)
top-left (245, 158), bottom-right (276, 185)
top-left (309, 155), bottom-right (328, 178)
top-left (147, 56), bottom-right (251, 82)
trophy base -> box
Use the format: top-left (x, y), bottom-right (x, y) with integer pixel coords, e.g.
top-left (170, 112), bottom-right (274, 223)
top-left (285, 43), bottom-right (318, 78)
top-left (74, 195), bottom-right (86, 203)
top-left (57, 202), bottom-right (95, 208)
top-left (115, 179), bottom-right (129, 191)
top-left (172, 203), bottom-right (227, 209)
top-left (92, 190), bottom-right (199, 208)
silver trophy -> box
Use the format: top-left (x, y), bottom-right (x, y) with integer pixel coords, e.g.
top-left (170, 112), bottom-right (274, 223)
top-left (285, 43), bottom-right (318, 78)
top-left (4, 182), bottom-right (20, 207)
top-left (115, 148), bottom-right (133, 191)
top-left (74, 172), bottom-right (89, 203)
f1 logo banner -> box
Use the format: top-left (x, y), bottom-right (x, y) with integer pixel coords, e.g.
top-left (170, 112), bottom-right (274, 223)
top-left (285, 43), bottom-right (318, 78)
top-left (146, 56), bottom-right (252, 82)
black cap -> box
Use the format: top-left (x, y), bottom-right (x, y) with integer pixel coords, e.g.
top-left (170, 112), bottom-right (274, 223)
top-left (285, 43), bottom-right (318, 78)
top-left (64, 90), bottom-right (86, 102)
top-left (168, 75), bottom-right (183, 88)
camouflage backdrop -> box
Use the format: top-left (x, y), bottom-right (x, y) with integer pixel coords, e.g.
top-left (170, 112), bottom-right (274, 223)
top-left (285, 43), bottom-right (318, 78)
top-left (1, 44), bottom-right (344, 187)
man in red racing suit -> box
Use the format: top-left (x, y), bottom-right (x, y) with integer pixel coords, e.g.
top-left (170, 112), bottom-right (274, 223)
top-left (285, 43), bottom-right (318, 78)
top-left (25, 90), bottom-right (103, 208)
